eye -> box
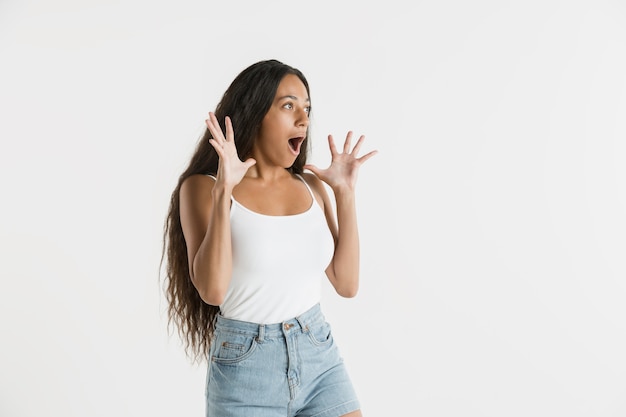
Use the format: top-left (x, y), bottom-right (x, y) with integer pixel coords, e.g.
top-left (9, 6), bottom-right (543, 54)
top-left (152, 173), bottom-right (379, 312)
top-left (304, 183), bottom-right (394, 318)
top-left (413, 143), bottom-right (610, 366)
top-left (283, 102), bottom-right (294, 110)
top-left (304, 106), bottom-right (311, 114)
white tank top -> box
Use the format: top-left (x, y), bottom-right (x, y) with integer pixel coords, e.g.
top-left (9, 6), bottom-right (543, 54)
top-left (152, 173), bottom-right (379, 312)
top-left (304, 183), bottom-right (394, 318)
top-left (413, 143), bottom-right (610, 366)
top-left (212, 174), bottom-right (335, 324)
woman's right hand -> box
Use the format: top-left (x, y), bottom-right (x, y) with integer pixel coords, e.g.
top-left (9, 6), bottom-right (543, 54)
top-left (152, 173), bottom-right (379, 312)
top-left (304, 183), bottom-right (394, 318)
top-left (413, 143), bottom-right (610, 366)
top-left (205, 112), bottom-right (256, 191)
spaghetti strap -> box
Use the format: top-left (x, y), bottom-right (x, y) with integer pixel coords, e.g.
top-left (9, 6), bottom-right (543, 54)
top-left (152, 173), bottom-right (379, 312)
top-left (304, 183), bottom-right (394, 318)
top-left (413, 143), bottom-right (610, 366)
top-left (206, 174), bottom-right (312, 199)
top-left (294, 174), bottom-right (315, 201)
top-left (205, 174), bottom-right (234, 206)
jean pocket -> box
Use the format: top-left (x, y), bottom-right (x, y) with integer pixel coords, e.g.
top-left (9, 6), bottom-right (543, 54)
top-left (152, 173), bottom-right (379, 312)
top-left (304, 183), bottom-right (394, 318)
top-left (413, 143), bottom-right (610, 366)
top-left (306, 321), bottom-right (334, 346)
top-left (212, 330), bottom-right (258, 364)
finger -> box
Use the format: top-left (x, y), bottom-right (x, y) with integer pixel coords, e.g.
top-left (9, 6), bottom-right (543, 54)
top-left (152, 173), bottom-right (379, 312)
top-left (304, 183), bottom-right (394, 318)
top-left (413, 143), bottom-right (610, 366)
top-left (342, 131), bottom-right (353, 154)
top-left (208, 138), bottom-right (225, 156)
top-left (350, 135), bottom-right (366, 156)
top-left (303, 164), bottom-right (320, 176)
top-left (243, 158), bottom-right (257, 169)
top-left (205, 114), bottom-right (215, 134)
top-left (206, 112), bottom-right (225, 143)
top-left (205, 119), bottom-right (219, 142)
top-left (356, 149), bottom-right (378, 164)
top-left (225, 116), bottom-right (234, 142)
top-left (211, 112), bottom-right (226, 141)
top-left (327, 135), bottom-right (338, 155)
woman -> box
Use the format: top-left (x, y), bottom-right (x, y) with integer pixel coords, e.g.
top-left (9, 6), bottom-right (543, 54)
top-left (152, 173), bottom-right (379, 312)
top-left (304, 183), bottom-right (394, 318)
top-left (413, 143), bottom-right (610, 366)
top-left (162, 59), bottom-right (377, 416)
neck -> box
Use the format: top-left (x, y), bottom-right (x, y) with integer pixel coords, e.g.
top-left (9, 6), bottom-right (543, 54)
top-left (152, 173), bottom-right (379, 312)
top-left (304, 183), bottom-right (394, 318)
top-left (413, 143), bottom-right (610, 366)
top-left (245, 164), bottom-right (292, 182)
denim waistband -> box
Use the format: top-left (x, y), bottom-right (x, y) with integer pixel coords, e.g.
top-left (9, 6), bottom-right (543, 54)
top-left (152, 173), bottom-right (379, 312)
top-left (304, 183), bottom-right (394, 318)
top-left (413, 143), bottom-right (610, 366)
top-left (214, 303), bottom-right (325, 340)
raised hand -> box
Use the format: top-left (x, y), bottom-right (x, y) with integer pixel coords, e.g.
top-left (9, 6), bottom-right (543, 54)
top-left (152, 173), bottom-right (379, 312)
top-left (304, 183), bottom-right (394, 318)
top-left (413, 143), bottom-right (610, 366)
top-left (304, 131), bottom-right (377, 192)
top-left (205, 112), bottom-right (256, 190)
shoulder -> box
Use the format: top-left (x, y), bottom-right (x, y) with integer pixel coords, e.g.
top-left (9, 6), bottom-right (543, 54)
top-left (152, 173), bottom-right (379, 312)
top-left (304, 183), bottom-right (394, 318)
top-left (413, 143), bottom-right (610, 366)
top-left (180, 174), bottom-right (216, 202)
top-left (301, 172), bottom-right (326, 194)
top-left (301, 172), bottom-right (332, 208)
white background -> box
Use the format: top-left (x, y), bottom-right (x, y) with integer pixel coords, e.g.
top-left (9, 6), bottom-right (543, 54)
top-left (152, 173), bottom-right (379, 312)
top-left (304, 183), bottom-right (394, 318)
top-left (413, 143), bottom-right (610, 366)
top-left (1, 0), bottom-right (625, 416)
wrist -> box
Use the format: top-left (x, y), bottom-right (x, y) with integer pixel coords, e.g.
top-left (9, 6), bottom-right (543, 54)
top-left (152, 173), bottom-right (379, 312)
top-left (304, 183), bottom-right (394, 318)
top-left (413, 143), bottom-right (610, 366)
top-left (211, 182), bottom-right (233, 204)
top-left (332, 184), bottom-right (356, 197)
top-left (332, 188), bottom-right (356, 205)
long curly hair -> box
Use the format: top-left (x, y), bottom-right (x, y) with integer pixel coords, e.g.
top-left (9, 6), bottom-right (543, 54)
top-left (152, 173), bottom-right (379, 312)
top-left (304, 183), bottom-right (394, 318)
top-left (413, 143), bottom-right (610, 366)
top-left (161, 59), bottom-right (312, 363)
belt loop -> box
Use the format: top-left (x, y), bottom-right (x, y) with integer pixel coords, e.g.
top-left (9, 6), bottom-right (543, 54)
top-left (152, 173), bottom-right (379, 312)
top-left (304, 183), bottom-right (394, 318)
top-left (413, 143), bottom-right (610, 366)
top-left (296, 316), bottom-right (308, 332)
top-left (257, 324), bottom-right (265, 343)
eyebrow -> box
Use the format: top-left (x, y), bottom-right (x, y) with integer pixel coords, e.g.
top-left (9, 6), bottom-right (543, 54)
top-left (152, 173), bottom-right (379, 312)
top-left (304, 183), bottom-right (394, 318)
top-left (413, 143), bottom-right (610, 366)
top-left (277, 95), bottom-right (310, 102)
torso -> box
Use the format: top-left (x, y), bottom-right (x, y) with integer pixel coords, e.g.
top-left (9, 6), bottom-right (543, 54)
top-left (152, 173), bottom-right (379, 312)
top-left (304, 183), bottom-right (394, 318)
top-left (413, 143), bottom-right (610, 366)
top-left (232, 172), bottom-right (323, 216)
top-left (221, 172), bottom-right (335, 324)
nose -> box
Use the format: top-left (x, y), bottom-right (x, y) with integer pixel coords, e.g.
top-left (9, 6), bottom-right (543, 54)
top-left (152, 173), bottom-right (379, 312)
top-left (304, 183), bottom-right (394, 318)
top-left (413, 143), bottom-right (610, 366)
top-left (295, 107), bottom-right (309, 127)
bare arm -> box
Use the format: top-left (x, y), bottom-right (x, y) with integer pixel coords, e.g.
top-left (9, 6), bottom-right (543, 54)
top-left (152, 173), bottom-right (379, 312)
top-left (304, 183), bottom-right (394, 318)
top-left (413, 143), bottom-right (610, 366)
top-left (328, 186), bottom-right (360, 297)
top-left (180, 175), bottom-right (233, 305)
top-left (304, 132), bottom-right (377, 298)
top-left (180, 113), bottom-right (256, 305)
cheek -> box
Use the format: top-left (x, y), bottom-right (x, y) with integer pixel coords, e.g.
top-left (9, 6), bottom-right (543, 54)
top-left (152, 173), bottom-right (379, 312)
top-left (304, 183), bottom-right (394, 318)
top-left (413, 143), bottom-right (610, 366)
top-left (256, 120), bottom-right (274, 142)
top-left (261, 115), bottom-right (290, 136)
top-left (255, 125), bottom-right (283, 149)
top-left (259, 113), bottom-right (280, 133)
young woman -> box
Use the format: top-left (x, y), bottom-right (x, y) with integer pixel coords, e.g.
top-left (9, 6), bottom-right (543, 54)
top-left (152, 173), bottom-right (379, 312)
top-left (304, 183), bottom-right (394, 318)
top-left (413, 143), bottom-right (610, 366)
top-left (162, 59), bottom-right (377, 416)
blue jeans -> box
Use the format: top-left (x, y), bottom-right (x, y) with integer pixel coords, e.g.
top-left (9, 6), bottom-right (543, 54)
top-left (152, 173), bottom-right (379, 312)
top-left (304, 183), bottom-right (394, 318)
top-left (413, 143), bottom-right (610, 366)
top-left (206, 303), bottom-right (360, 416)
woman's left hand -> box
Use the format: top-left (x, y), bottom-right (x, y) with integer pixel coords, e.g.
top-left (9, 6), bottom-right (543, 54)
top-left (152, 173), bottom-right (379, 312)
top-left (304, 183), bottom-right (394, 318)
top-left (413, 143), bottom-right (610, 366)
top-left (304, 132), bottom-right (377, 192)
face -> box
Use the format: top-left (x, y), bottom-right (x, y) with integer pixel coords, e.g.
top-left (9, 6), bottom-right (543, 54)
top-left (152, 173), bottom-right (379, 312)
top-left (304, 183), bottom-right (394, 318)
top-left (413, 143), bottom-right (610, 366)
top-left (253, 74), bottom-right (310, 168)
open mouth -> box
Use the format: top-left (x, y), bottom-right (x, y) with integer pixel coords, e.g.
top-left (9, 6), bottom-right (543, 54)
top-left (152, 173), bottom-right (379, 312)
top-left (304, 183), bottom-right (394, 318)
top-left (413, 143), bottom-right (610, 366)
top-left (288, 137), bottom-right (305, 155)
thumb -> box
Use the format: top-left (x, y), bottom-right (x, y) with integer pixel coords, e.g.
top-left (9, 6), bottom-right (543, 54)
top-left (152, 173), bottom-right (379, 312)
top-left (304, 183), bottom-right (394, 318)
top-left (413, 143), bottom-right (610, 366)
top-left (303, 164), bottom-right (319, 176)
top-left (244, 158), bottom-right (257, 169)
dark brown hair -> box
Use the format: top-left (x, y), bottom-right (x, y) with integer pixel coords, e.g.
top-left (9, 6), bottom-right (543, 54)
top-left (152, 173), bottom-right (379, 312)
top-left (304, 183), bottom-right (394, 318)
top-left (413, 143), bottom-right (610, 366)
top-left (161, 59), bottom-right (312, 362)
